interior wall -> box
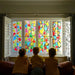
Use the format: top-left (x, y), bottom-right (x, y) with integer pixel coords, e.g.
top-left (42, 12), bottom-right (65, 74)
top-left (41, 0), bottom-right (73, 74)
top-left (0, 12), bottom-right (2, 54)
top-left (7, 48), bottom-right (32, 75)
top-left (71, 14), bottom-right (75, 65)
top-left (0, 14), bottom-right (6, 60)
top-left (0, 1), bottom-right (75, 14)
top-left (9, 56), bottom-right (67, 63)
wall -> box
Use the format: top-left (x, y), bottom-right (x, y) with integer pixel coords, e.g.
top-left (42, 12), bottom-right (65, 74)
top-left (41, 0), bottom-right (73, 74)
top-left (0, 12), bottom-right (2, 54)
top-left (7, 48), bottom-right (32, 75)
top-left (0, 14), bottom-right (5, 60)
top-left (71, 14), bottom-right (75, 65)
top-left (0, 1), bottom-right (75, 14)
top-left (9, 56), bottom-right (67, 63)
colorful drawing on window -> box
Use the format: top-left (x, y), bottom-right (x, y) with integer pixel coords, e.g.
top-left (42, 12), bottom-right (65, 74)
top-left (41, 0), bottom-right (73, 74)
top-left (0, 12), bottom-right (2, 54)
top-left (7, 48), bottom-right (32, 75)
top-left (13, 21), bottom-right (22, 52)
top-left (38, 20), bottom-right (49, 53)
top-left (52, 21), bottom-right (61, 52)
top-left (25, 20), bottom-right (36, 53)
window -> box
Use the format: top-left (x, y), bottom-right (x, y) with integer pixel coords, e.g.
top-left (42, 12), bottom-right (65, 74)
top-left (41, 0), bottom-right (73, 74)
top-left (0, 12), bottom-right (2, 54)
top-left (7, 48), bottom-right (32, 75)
top-left (4, 17), bottom-right (71, 57)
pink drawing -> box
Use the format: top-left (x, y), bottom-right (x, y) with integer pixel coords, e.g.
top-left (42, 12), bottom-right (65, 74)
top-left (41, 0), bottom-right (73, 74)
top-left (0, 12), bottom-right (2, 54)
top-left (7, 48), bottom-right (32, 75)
top-left (44, 50), bottom-right (46, 52)
top-left (55, 25), bottom-right (57, 27)
top-left (55, 39), bottom-right (57, 42)
top-left (38, 34), bottom-right (41, 38)
top-left (28, 38), bottom-right (31, 41)
top-left (27, 21), bottom-right (29, 24)
top-left (16, 29), bottom-right (18, 33)
top-left (25, 29), bottom-right (28, 32)
top-left (34, 27), bottom-right (36, 30)
top-left (43, 23), bottom-right (44, 26)
top-left (17, 46), bottom-right (19, 49)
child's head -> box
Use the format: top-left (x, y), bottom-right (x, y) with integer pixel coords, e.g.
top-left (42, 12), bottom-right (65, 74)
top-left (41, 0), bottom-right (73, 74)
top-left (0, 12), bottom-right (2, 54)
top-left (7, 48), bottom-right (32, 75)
top-left (19, 48), bottom-right (26, 57)
top-left (49, 48), bottom-right (56, 57)
top-left (33, 47), bottom-right (39, 55)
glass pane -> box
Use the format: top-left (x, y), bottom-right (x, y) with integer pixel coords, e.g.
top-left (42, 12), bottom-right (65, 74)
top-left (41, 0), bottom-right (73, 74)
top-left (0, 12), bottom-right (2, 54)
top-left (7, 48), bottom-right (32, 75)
top-left (13, 21), bottom-right (22, 52)
top-left (52, 21), bottom-right (61, 53)
top-left (63, 21), bottom-right (71, 57)
top-left (38, 20), bottom-right (49, 53)
top-left (25, 20), bottom-right (36, 53)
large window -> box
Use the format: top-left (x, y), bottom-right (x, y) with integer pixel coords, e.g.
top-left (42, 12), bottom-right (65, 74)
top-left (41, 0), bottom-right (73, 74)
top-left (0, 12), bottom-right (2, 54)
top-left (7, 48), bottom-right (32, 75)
top-left (11, 19), bottom-right (62, 57)
top-left (4, 17), bottom-right (71, 57)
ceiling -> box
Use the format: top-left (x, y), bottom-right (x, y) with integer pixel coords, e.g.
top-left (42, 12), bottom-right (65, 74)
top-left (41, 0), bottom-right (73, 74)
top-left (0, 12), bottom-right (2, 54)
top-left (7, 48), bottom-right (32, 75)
top-left (0, 0), bottom-right (73, 1)
top-left (0, 0), bottom-right (75, 17)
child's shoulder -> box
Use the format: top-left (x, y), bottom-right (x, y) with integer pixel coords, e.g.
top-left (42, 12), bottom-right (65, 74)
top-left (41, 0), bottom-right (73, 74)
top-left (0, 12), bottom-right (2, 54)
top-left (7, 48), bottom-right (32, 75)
top-left (46, 57), bottom-right (57, 61)
top-left (51, 57), bottom-right (58, 63)
top-left (53, 57), bottom-right (58, 61)
top-left (31, 55), bottom-right (42, 59)
top-left (37, 55), bottom-right (43, 61)
top-left (24, 55), bottom-right (28, 59)
top-left (24, 55), bottom-right (28, 57)
top-left (38, 55), bottom-right (42, 57)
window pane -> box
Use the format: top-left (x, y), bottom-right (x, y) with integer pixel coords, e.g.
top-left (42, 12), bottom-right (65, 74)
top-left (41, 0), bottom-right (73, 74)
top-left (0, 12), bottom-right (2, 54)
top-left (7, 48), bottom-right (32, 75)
top-left (38, 20), bottom-right (49, 53)
top-left (25, 20), bottom-right (36, 53)
top-left (13, 21), bottom-right (22, 52)
top-left (63, 21), bottom-right (71, 57)
top-left (52, 21), bottom-right (61, 53)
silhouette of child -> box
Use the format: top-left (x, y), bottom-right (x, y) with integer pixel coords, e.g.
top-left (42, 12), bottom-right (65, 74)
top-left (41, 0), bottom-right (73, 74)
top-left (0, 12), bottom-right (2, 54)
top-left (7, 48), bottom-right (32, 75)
top-left (45, 48), bottom-right (60, 75)
top-left (31, 47), bottom-right (44, 75)
top-left (12, 48), bottom-right (29, 75)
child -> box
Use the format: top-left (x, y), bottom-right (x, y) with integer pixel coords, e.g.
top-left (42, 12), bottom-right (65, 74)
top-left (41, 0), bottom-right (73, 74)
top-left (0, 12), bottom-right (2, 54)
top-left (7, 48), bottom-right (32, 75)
top-left (45, 48), bottom-right (60, 75)
top-left (12, 48), bottom-right (29, 75)
top-left (31, 47), bottom-right (44, 75)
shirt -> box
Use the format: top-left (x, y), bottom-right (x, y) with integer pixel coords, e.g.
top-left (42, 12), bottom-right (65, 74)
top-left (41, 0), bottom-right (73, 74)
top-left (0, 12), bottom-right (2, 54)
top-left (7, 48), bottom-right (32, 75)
top-left (45, 57), bottom-right (60, 75)
top-left (12, 55), bottom-right (29, 74)
top-left (31, 55), bottom-right (44, 69)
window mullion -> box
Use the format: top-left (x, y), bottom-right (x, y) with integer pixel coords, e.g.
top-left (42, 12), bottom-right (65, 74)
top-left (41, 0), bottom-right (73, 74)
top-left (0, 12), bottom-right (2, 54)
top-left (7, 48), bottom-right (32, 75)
top-left (36, 20), bottom-right (38, 47)
top-left (22, 20), bottom-right (24, 48)
top-left (50, 20), bottom-right (53, 48)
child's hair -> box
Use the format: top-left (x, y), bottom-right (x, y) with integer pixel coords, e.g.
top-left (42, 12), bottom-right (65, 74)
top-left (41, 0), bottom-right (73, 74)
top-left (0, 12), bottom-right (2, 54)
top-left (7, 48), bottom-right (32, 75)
top-left (19, 48), bottom-right (26, 57)
top-left (33, 47), bottom-right (39, 55)
top-left (49, 48), bottom-right (56, 57)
